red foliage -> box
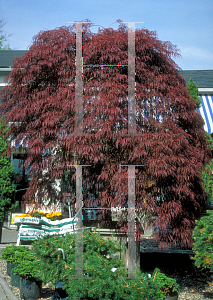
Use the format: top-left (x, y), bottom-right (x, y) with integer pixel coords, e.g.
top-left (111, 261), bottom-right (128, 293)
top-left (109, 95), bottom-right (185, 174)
top-left (0, 21), bottom-right (211, 248)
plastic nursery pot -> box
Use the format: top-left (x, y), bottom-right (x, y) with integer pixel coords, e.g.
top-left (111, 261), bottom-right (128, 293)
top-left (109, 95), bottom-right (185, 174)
top-left (53, 281), bottom-right (68, 299)
top-left (20, 277), bottom-right (42, 300)
top-left (164, 291), bottom-right (178, 300)
top-left (7, 262), bottom-right (17, 277)
top-left (11, 268), bottom-right (20, 288)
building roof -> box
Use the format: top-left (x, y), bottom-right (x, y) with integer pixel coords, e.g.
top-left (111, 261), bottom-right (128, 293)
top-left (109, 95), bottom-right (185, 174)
top-left (0, 50), bottom-right (27, 68)
top-left (0, 51), bottom-right (213, 133)
top-left (0, 51), bottom-right (212, 87)
top-left (181, 70), bottom-right (213, 88)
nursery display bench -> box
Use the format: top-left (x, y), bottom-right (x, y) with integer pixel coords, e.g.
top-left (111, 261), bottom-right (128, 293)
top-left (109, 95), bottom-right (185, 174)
top-left (12, 216), bottom-right (79, 245)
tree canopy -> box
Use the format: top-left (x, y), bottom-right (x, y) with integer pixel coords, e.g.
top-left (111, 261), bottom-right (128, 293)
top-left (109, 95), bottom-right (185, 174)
top-left (0, 19), bottom-right (11, 50)
top-left (187, 77), bottom-right (202, 108)
top-left (0, 21), bottom-right (211, 247)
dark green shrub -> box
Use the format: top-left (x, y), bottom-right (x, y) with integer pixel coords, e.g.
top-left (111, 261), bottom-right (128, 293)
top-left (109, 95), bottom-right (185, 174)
top-left (31, 227), bottom-right (125, 286)
top-left (1, 245), bottom-right (40, 280)
top-left (152, 268), bottom-right (179, 297)
top-left (0, 119), bottom-right (18, 222)
top-left (65, 267), bottom-right (178, 299)
top-left (12, 250), bottom-right (41, 280)
top-left (192, 210), bottom-right (213, 272)
top-left (30, 227), bottom-right (178, 299)
top-left (1, 245), bottom-right (41, 280)
top-left (1, 245), bottom-right (30, 263)
top-left (65, 270), bottom-right (166, 300)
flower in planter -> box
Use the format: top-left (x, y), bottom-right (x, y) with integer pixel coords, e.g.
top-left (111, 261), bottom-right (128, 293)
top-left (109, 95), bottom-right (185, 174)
top-left (30, 210), bottom-right (47, 219)
top-left (46, 212), bottom-right (62, 221)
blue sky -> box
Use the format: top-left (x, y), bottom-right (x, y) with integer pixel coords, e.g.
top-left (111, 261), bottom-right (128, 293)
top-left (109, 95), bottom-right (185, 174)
top-left (1, 0), bottom-right (212, 70)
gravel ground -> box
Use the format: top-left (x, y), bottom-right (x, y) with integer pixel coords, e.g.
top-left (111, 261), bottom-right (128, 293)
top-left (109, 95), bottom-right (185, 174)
top-left (1, 258), bottom-right (213, 299)
top-left (169, 273), bottom-right (213, 300)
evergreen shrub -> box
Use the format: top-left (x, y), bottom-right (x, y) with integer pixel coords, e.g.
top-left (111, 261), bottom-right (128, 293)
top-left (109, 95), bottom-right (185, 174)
top-left (30, 227), bottom-right (178, 299)
top-left (1, 245), bottom-right (41, 280)
top-left (192, 210), bottom-right (213, 272)
top-left (1, 245), bottom-right (30, 263)
top-left (0, 119), bottom-right (18, 222)
top-left (12, 250), bottom-right (41, 280)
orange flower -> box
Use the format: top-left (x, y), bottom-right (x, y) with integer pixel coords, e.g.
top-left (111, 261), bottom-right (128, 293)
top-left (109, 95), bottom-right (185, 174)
top-left (46, 212), bottom-right (62, 219)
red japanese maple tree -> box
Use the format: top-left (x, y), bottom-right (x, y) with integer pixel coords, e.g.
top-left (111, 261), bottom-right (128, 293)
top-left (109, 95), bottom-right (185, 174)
top-left (0, 20), bottom-right (211, 248)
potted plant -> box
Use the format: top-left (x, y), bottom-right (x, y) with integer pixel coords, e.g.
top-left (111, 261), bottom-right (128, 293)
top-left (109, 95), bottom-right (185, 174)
top-left (31, 227), bottom-right (127, 299)
top-left (1, 245), bottom-right (30, 277)
top-left (152, 268), bottom-right (179, 300)
top-left (12, 250), bottom-right (42, 300)
top-left (31, 228), bottom-right (177, 299)
top-left (11, 249), bottom-right (34, 288)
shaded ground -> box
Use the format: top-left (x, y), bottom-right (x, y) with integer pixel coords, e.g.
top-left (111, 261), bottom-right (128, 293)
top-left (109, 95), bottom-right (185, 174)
top-left (141, 252), bottom-right (213, 299)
